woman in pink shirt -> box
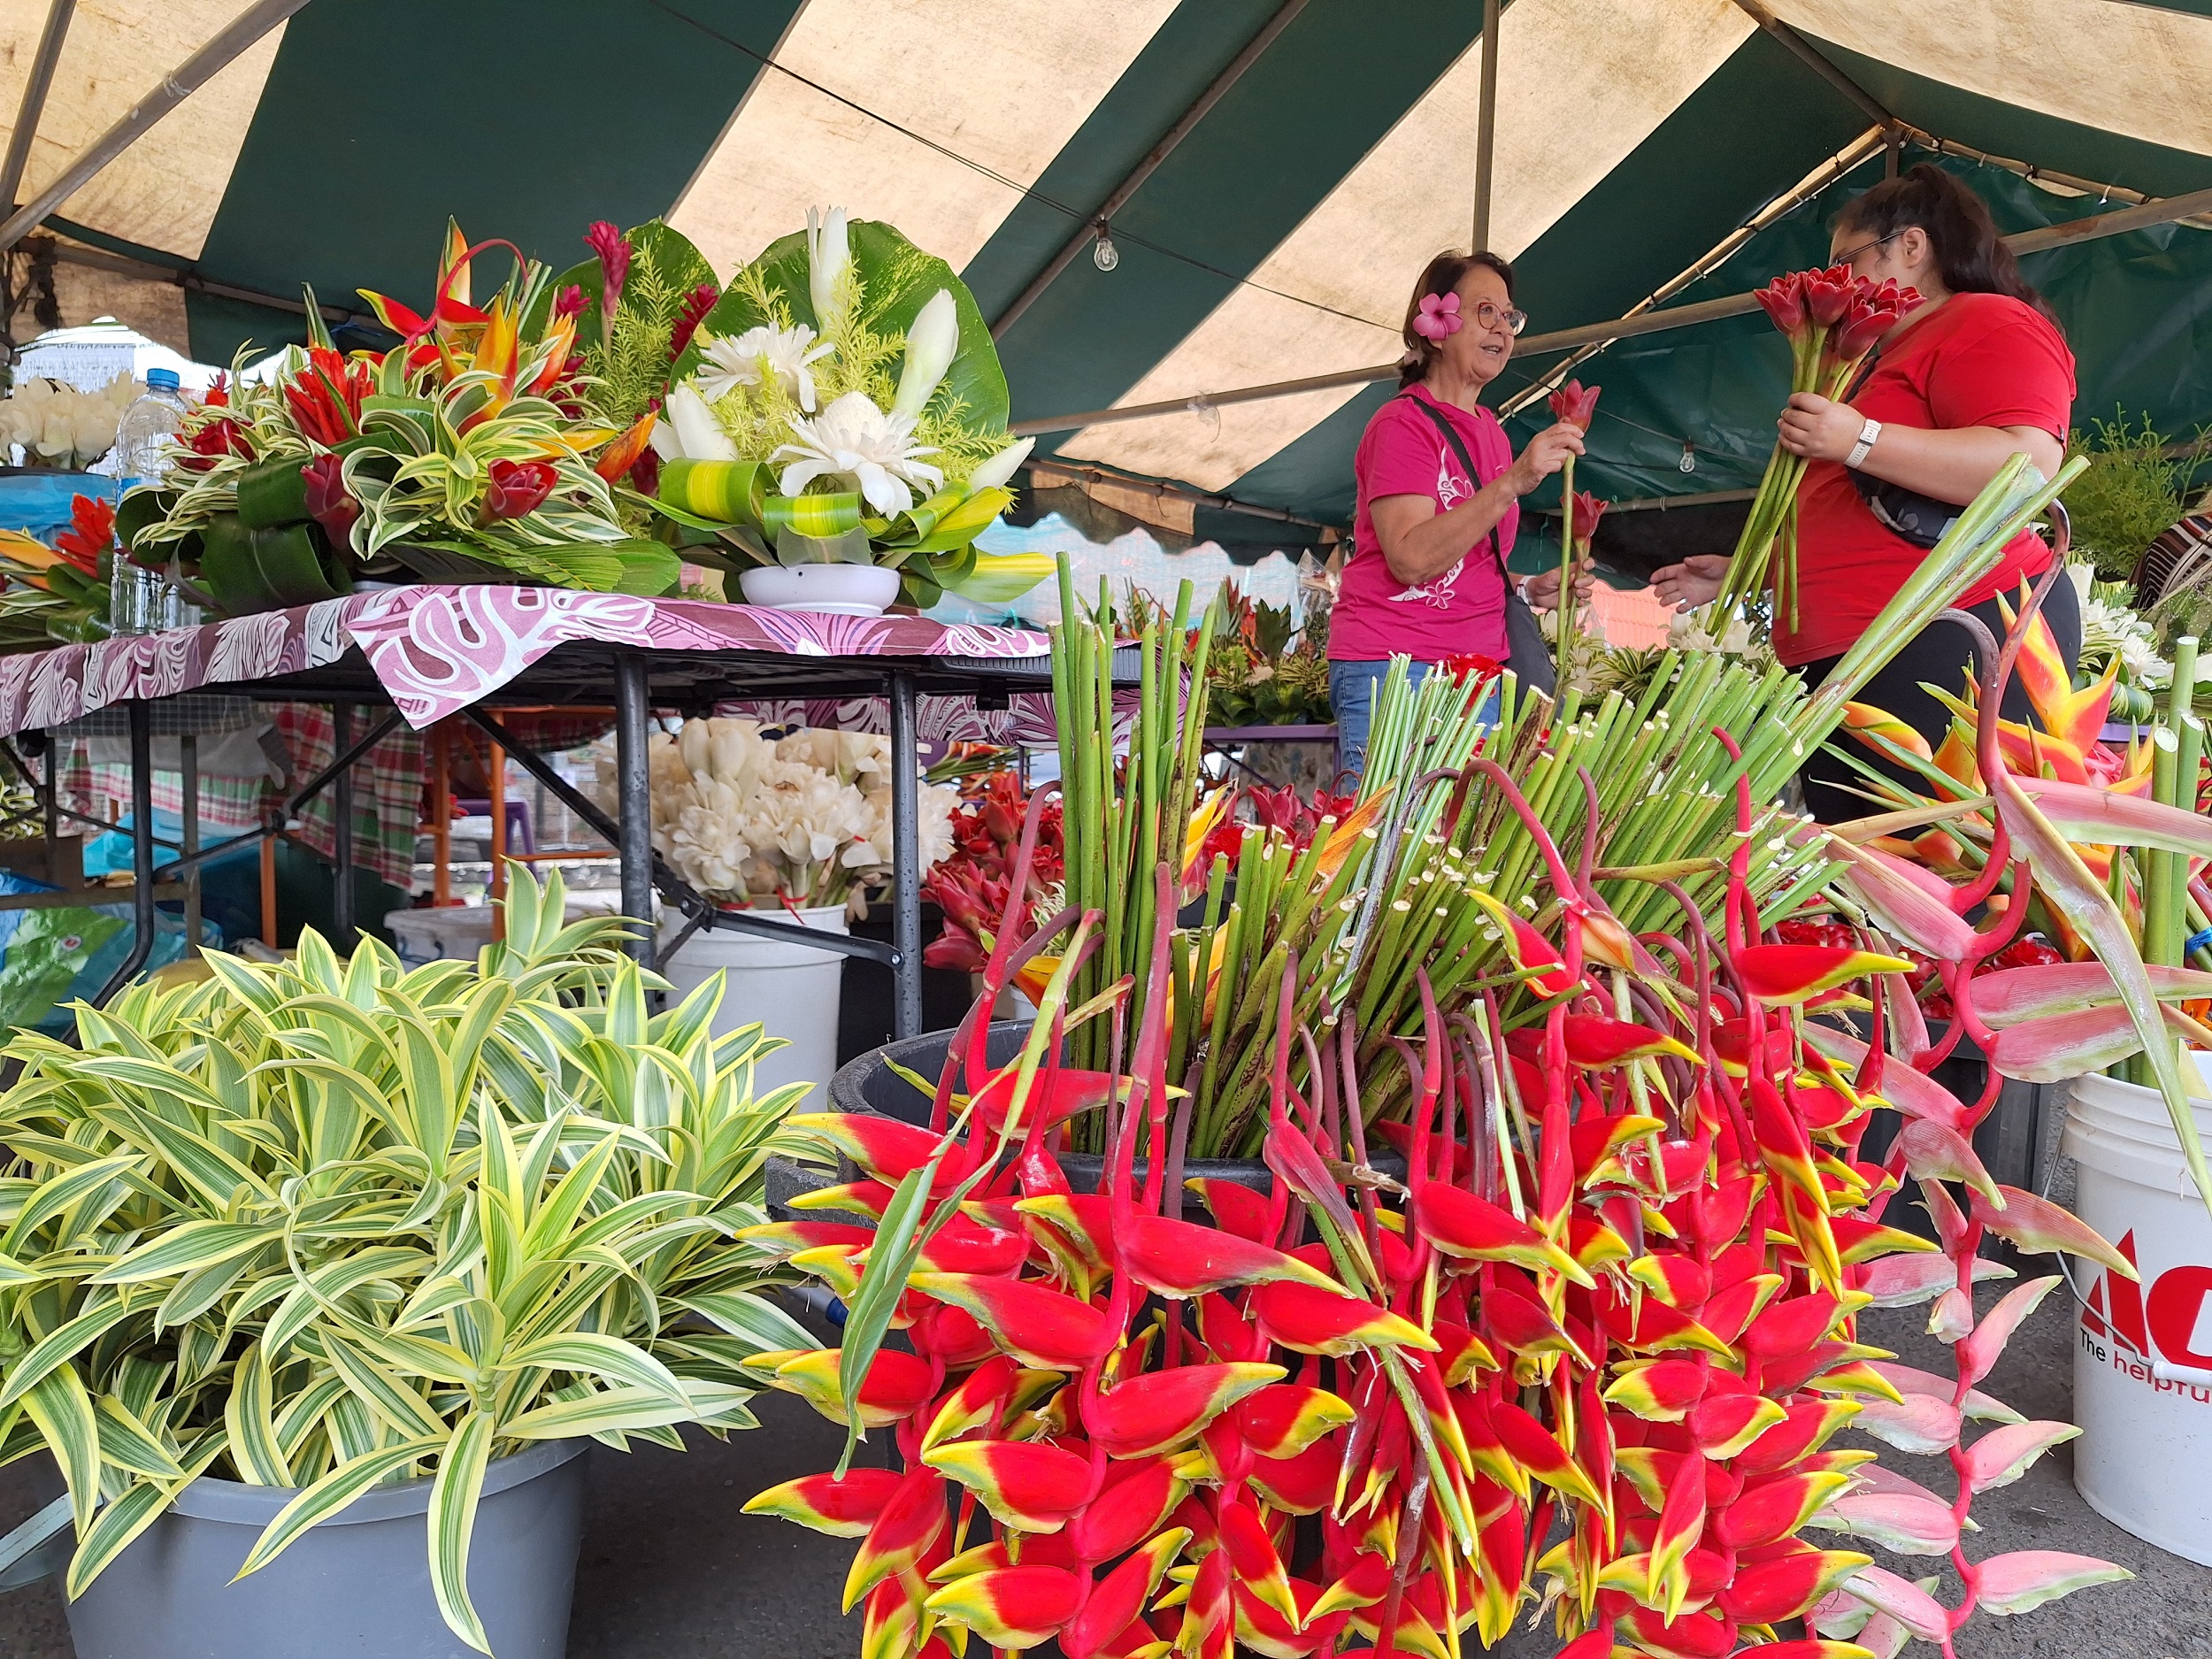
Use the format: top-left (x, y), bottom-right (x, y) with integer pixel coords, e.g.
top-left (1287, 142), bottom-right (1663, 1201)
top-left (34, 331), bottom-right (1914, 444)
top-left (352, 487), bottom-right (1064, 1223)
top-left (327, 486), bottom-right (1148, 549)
top-left (1331, 250), bottom-right (1589, 777)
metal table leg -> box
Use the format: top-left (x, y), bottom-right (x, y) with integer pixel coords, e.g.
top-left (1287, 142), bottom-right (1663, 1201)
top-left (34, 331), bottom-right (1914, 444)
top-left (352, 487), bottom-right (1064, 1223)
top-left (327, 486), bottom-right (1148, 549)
top-left (331, 703), bottom-right (354, 945)
top-left (615, 654), bottom-right (654, 964)
top-left (93, 700), bottom-right (156, 1007)
top-left (888, 668), bottom-right (922, 1040)
top-left (180, 733), bottom-right (200, 957)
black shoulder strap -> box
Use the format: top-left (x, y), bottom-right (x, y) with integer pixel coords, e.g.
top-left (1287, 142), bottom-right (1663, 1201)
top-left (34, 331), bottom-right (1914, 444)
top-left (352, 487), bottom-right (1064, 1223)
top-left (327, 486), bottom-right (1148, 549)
top-left (1395, 393), bottom-right (1509, 584)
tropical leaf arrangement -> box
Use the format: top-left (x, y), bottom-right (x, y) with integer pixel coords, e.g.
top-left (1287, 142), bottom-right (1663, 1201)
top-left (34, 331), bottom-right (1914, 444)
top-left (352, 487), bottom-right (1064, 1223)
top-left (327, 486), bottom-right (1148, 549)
top-left (0, 866), bottom-right (815, 1651)
top-left (648, 206), bottom-right (1052, 611)
top-left (118, 225), bottom-right (684, 618)
top-left (741, 464), bottom-right (2172, 1659)
top-left (1204, 585), bottom-right (1333, 730)
top-left (0, 494), bottom-right (119, 647)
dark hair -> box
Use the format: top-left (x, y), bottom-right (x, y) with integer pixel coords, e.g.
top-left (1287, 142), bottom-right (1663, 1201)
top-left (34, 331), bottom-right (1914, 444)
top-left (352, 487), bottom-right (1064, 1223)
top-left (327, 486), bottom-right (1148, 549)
top-left (1398, 249), bottom-right (1515, 388)
top-left (1834, 163), bottom-right (2055, 321)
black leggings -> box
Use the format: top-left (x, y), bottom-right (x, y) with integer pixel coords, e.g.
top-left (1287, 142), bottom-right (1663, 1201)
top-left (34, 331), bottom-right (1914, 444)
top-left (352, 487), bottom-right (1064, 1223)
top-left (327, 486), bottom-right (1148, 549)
top-left (1795, 574), bottom-right (2082, 826)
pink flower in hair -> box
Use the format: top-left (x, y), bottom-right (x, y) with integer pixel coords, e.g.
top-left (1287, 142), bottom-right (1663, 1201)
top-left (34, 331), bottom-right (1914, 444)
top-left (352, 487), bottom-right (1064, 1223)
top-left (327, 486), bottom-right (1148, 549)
top-left (1412, 291), bottom-right (1463, 342)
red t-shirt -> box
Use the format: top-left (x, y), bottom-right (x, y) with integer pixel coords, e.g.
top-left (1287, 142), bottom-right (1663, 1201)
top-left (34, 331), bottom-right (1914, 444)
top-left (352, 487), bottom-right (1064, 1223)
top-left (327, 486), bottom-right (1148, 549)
top-left (1331, 384), bottom-right (1515, 663)
top-left (1778, 291), bottom-right (2076, 665)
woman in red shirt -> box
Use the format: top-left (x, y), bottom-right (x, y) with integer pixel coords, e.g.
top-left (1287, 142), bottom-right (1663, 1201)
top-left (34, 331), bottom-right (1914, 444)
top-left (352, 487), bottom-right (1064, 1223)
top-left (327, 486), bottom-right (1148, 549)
top-left (1654, 165), bottom-right (2080, 822)
top-left (1331, 250), bottom-right (1589, 778)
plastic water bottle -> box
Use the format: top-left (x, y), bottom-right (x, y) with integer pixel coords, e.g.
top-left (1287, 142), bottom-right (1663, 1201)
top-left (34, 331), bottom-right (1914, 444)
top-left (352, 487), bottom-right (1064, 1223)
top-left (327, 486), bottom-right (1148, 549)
top-left (110, 369), bottom-right (191, 633)
top-left (114, 367), bottom-right (188, 485)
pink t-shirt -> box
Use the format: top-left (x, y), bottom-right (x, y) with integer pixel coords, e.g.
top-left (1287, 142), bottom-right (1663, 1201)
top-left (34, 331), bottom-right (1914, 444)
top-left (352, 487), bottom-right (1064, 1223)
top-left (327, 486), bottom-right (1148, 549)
top-left (1331, 385), bottom-right (1515, 664)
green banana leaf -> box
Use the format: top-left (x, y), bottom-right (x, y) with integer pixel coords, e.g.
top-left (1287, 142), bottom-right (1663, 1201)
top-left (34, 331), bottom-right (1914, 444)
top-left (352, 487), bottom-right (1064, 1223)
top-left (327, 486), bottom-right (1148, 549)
top-left (388, 538), bottom-right (680, 597)
top-left (114, 489), bottom-right (176, 559)
top-left (198, 516), bottom-right (349, 616)
top-left (234, 456), bottom-right (311, 531)
top-left (676, 219), bottom-right (1008, 434)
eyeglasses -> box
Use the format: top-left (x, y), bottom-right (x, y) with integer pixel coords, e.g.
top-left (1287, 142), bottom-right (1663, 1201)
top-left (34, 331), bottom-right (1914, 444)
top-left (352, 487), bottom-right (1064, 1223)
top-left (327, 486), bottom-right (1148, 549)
top-left (1832, 229), bottom-right (1902, 269)
top-left (1471, 300), bottom-right (1528, 336)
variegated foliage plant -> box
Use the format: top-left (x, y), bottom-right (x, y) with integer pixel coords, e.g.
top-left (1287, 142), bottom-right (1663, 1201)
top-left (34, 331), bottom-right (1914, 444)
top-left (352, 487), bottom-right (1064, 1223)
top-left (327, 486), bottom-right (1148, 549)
top-left (0, 867), bottom-right (814, 1652)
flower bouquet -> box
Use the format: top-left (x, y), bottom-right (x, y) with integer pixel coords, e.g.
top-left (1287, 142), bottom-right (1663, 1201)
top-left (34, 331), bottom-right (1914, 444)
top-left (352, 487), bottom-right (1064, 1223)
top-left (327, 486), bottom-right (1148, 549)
top-left (0, 373), bottom-right (135, 472)
top-left (648, 207), bottom-right (1051, 615)
top-left (1712, 265), bottom-right (1922, 627)
top-left (923, 768), bottom-right (1064, 979)
top-left (649, 716), bottom-right (957, 914)
top-left (1205, 585), bottom-right (1333, 728)
top-left (118, 226), bottom-right (682, 617)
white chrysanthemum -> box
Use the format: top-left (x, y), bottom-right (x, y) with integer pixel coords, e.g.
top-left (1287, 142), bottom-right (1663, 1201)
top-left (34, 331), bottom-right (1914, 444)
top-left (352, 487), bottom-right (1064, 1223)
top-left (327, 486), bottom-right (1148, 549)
top-left (772, 391), bottom-right (942, 518)
top-left (692, 322), bottom-right (833, 412)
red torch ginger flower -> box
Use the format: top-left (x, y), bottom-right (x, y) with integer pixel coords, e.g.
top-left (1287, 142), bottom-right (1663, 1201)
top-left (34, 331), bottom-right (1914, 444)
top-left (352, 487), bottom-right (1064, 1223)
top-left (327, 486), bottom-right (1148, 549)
top-left (302, 452), bottom-right (360, 548)
top-left (585, 220), bottom-right (629, 330)
top-left (1754, 270), bottom-right (1807, 336)
top-left (554, 283), bottom-right (587, 320)
top-left (482, 457), bottom-right (558, 522)
top-left (671, 282), bottom-right (719, 359)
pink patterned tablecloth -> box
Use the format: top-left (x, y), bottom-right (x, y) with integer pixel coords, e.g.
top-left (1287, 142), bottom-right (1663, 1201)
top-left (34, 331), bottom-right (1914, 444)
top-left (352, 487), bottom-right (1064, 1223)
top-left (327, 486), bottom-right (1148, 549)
top-left (0, 585), bottom-right (1054, 736)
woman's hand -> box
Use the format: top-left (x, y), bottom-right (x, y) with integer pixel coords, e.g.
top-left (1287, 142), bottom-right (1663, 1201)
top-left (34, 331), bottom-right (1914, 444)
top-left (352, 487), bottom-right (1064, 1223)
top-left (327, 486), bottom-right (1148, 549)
top-left (1522, 558), bottom-right (1595, 614)
top-left (1650, 555), bottom-right (1731, 610)
top-left (1505, 420), bottom-right (1586, 496)
top-left (1776, 392), bottom-right (1864, 464)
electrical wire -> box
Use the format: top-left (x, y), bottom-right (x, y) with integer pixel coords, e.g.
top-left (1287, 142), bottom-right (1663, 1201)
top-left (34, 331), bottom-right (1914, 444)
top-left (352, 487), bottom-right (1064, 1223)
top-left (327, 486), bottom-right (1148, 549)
top-left (645, 0), bottom-right (1404, 335)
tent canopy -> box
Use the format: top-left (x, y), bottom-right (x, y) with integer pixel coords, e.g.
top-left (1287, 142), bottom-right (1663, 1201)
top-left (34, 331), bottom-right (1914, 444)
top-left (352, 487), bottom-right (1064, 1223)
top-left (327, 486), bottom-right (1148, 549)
top-left (7, 0), bottom-right (2211, 557)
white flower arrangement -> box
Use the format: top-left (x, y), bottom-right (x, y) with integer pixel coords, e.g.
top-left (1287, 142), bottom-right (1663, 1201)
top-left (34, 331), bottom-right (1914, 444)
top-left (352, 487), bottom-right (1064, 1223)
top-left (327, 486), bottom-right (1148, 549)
top-left (643, 717), bottom-right (956, 913)
top-left (2071, 560), bottom-right (2171, 692)
top-left (0, 373), bottom-right (137, 471)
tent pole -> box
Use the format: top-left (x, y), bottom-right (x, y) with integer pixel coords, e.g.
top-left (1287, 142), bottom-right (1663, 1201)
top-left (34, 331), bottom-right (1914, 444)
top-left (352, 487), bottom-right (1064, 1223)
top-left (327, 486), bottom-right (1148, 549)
top-left (1472, 0), bottom-right (1500, 251)
top-left (1729, 0), bottom-right (1895, 130)
top-left (0, 0), bottom-right (75, 219)
top-left (989, 0), bottom-right (1310, 339)
top-left (0, 0), bottom-right (311, 251)
top-left (1018, 180), bottom-right (2212, 439)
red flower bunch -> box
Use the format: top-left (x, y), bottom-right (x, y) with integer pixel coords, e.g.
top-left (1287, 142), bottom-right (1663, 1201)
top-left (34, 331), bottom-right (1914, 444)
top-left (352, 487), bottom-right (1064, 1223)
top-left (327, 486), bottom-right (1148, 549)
top-left (481, 457), bottom-right (558, 523)
top-left (671, 282), bottom-right (719, 360)
top-left (923, 772), bottom-right (1064, 974)
top-left (1570, 488), bottom-right (1608, 544)
top-left (553, 283), bottom-right (587, 321)
top-left (1440, 652), bottom-right (1502, 688)
top-left (282, 347), bottom-right (374, 447)
top-left (1717, 265), bottom-right (1925, 625)
top-left (301, 452), bottom-right (360, 549)
top-left (176, 374), bottom-right (252, 473)
top-left (51, 495), bottom-right (115, 575)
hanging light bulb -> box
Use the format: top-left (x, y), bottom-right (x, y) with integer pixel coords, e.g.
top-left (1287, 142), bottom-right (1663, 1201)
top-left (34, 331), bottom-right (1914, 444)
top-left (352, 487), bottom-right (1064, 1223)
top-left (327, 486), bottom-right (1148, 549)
top-left (1678, 442), bottom-right (1697, 474)
top-left (1092, 222), bottom-right (1119, 273)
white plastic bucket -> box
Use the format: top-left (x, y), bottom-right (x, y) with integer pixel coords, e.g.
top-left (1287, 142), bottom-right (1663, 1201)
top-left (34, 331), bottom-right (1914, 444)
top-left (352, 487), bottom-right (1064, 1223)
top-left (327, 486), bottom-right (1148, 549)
top-left (2062, 1071), bottom-right (2212, 1563)
top-left (658, 905), bottom-right (848, 1111)
top-left (384, 893), bottom-right (626, 969)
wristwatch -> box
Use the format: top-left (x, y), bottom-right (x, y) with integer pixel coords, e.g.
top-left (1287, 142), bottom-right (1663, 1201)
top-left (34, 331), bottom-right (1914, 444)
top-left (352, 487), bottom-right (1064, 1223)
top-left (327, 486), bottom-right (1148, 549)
top-left (1845, 416), bottom-right (1882, 470)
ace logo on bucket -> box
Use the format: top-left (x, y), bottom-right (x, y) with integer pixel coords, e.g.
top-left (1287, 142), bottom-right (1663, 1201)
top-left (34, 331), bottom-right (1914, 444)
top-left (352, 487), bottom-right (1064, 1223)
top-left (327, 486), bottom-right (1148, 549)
top-left (2078, 1229), bottom-right (2212, 1402)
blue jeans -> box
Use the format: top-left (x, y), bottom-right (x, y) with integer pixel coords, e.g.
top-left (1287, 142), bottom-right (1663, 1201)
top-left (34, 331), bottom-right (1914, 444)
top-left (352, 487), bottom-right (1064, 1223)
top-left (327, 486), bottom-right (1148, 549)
top-left (1330, 660), bottom-right (1498, 785)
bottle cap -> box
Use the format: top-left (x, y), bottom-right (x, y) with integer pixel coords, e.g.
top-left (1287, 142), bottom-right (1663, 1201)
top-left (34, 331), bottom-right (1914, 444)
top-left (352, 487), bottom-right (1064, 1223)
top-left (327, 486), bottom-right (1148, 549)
top-left (144, 367), bottom-right (180, 391)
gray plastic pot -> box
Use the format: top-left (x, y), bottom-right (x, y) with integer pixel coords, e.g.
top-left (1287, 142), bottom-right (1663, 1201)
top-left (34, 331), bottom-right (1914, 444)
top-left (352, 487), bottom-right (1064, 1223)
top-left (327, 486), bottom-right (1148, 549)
top-left (829, 1021), bottom-right (1407, 1196)
top-left (63, 1437), bottom-right (588, 1659)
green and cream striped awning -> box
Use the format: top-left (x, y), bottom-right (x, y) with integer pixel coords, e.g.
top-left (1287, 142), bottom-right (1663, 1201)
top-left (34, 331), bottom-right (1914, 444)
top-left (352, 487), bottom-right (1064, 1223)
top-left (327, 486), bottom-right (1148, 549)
top-left (7, 0), bottom-right (2212, 554)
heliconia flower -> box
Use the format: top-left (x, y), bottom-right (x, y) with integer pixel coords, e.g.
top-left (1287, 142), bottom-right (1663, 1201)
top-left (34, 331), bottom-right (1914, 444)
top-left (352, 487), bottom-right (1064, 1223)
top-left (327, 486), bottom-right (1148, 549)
top-left (1488, 1277), bottom-right (1599, 1363)
top-left (969, 1065), bottom-right (1122, 1139)
top-left (1549, 379), bottom-right (1601, 432)
top-left (1840, 700), bottom-right (1933, 761)
top-left (1734, 943), bottom-right (1915, 1005)
top-left (786, 1112), bottom-right (955, 1187)
top-left (1246, 1280), bottom-right (1439, 1356)
top-left (1839, 1564), bottom-right (1952, 1642)
top-left (1218, 1498), bottom-right (1302, 1625)
top-left (1233, 1383), bottom-right (1356, 1458)
top-left (1962, 1418), bottom-right (2082, 1494)
top-left (1411, 1184), bottom-right (1591, 1283)
top-left (1482, 1394), bottom-right (1608, 1509)
top-left (907, 1217), bottom-right (1031, 1278)
top-left (1806, 1490), bottom-right (1960, 1556)
top-left (742, 1467), bottom-right (905, 1536)
top-left (1187, 1178), bottom-right (1275, 1244)
top-left (1968, 1185), bottom-right (2138, 1279)
top-left (918, 1352), bottom-right (1022, 1453)
top-left (922, 1563), bottom-right (1081, 1650)
top-left (592, 409), bottom-right (660, 485)
top-left (1732, 1399), bottom-right (1864, 1477)
top-left (843, 1464), bottom-right (949, 1611)
top-left (1063, 1531), bottom-right (1190, 1659)
top-left (1068, 1457), bottom-right (1191, 1563)
top-left (1233, 1575), bottom-right (1348, 1659)
top-left (787, 1178), bottom-right (898, 1218)
top-left (1713, 1471), bottom-right (1855, 1551)
top-left (1646, 1447), bottom-right (1709, 1617)
top-left (1117, 1214), bottom-right (1340, 1300)
top-left (1715, 1547), bottom-right (1870, 1624)
top-left (1691, 1391), bottom-right (1789, 1458)
top-left (1247, 1437), bottom-right (1341, 1514)
top-left (1972, 1549), bottom-right (2133, 1617)
top-left (1470, 891), bottom-right (1579, 996)
top-left (734, 1217), bottom-right (877, 1257)
top-left (923, 1437), bottom-right (1095, 1532)
top-left (1176, 1543), bottom-right (1238, 1659)
top-left (1083, 1361), bottom-right (1284, 1458)
top-left (1602, 1356), bottom-right (1710, 1423)
top-left (758, 1347), bottom-right (934, 1428)
top-left (1560, 1015), bottom-right (1700, 1068)
top-left (481, 457), bottom-right (558, 523)
top-left (906, 1271), bottom-right (1118, 1371)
